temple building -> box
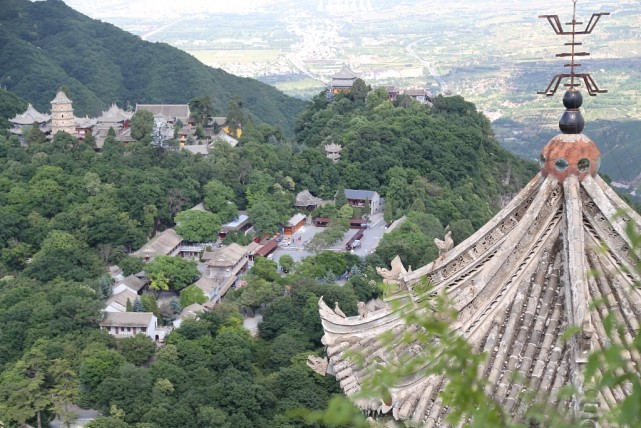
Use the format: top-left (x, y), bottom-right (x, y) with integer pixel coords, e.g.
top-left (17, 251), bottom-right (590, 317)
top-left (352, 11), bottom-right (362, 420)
top-left (135, 104), bottom-right (191, 125)
top-left (94, 103), bottom-right (134, 147)
top-left (50, 90), bottom-right (76, 135)
top-left (314, 7), bottom-right (639, 426)
top-left (324, 142), bottom-right (342, 162)
top-left (8, 104), bottom-right (51, 139)
top-left (330, 66), bottom-right (359, 93)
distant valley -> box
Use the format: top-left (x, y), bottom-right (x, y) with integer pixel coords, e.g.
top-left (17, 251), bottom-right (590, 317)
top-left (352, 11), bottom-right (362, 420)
top-left (64, 0), bottom-right (641, 189)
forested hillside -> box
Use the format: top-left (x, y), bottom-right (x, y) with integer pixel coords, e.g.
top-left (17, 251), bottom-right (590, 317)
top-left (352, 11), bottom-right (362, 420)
top-left (0, 0), bottom-right (306, 133)
top-left (0, 87), bottom-right (537, 427)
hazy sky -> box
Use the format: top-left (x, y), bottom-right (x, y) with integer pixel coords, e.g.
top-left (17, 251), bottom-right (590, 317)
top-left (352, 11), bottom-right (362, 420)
top-left (61, 0), bottom-right (575, 20)
top-left (63, 0), bottom-right (281, 18)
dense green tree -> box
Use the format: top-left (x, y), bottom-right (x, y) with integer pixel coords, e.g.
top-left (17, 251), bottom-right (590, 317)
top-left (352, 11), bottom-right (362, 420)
top-left (24, 230), bottom-right (103, 282)
top-left (118, 256), bottom-right (145, 276)
top-left (189, 96), bottom-right (214, 126)
top-left (203, 179), bottom-right (238, 222)
top-left (450, 218), bottom-right (475, 244)
top-left (79, 350), bottom-right (127, 403)
top-left (279, 254), bottom-right (295, 274)
top-left (0, 345), bottom-right (51, 428)
top-left (26, 122), bottom-right (47, 146)
top-left (0, 88), bottom-right (28, 130)
top-left (130, 110), bottom-right (154, 141)
top-left (1, 241), bottom-right (33, 272)
top-left (234, 277), bottom-right (283, 311)
top-left (174, 209), bottom-right (221, 243)
top-left (375, 221), bottom-right (437, 269)
top-left (179, 284), bottom-right (207, 307)
top-left (250, 257), bottom-right (280, 282)
top-left (143, 256), bottom-right (200, 291)
top-left (118, 335), bottom-right (156, 366)
top-left (225, 97), bottom-right (244, 137)
top-left (86, 416), bottom-right (130, 428)
top-left (133, 298), bottom-right (144, 313)
top-left (140, 294), bottom-right (159, 318)
top-left (349, 78), bottom-right (370, 103)
top-left (258, 296), bottom-right (302, 340)
top-left (49, 357), bottom-right (81, 428)
top-left (247, 198), bottom-right (284, 235)
top-left (267, 332), bottom-right (308, 370)
top-left (211, 326), bottom-right (254, 372)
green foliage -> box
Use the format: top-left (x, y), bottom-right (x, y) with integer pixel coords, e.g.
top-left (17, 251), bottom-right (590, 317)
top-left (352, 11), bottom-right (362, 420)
top-left (0, 88), bottom-right (27, 131)
top-left (250, 257), bottom-right (280, 282)
top-left (0, 344), bottom-right (51, 427)
top-left (179, 284), bottom-right (207, 308)
top-left (174, 209), bottom-right (221, 243)
top-left (450, 218), bottom-right (475, 244)
top-left (296, 251), bottom-right (357, 279)
top-left (130, 110), bottom-right (154, 142)
top-left (0, 0), bottom-right (306, 134)
top-left (234, 277), bottom-right (283, 311)
top-left (79, 350), bottom-right (127, 403)
top-left (337, 204), bottom-right (353, 219)
top-left (189, 96), bottom-right (213, 127)
top-left (140, 294), bottom-right (159, 317)
top-left (26, 122), bottom-right (47, 146)
top-left (119, 256), bottom-right (145, 276)
top-left (279, 254), bottom-right (295, 273)
top-left (248, 197), bottom-right (287, 235)
top-left (306, 218), bottom-right (349, 253)
top-left (222, 230), bottom-right (254, 246)
top-left (133, 298), bottom-right (144, 312)
top-left (98, 274), bottom-right (113, 300)
top-left (203, 179), bottom-right (238, 223)
top-left (376, 220), bottom-right (438, 269)
top-left (118, 335), bottom-right (156, 366)
top-left (144, 256), bottom-right (200, 291)
top-left (86, 416), bottom-right (130, 428)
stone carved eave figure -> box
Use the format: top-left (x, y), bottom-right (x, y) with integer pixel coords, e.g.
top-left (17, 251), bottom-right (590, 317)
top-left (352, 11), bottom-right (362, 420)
top-left (317, 170), bottom-right (641, 425)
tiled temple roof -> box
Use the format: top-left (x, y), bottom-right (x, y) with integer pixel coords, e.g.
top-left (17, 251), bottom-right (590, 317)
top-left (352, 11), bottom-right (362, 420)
top-left (319, 172), bottom-right (641, 425)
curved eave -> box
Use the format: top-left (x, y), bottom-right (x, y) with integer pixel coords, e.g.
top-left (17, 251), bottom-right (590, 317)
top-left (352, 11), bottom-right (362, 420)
top-left (319, 170), bottom-right (641, 424)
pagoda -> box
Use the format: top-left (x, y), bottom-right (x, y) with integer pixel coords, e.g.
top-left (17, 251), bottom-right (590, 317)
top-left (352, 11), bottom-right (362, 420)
top-left (50, 89), bottom-right (76, 136)
top-left (314, 5), bottom-right (641, 426)
top-left (330, 66), bottom-right (359, 93)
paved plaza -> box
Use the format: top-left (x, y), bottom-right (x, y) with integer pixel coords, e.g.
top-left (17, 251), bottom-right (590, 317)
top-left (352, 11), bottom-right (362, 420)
top-left (271, 213), bottom-right (386, 264)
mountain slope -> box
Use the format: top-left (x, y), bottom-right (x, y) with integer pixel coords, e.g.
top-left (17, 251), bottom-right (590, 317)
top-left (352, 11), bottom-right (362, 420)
top-left (0, 0), bottom-right (306, 133)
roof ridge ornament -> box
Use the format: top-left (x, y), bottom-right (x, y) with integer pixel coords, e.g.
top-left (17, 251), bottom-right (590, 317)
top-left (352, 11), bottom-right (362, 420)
top-left (538, 0), bottom-right (609, 97)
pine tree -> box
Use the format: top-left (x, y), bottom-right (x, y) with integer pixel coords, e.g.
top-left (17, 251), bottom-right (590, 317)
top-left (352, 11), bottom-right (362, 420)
top-left (133, 297), bottom-right (144, 312)
top-left (169, 299), bottom-right (182, 314)
top-left (98, 275), bottom-right (112, 299)
top-left (126, 298), bottom-right (133, 312)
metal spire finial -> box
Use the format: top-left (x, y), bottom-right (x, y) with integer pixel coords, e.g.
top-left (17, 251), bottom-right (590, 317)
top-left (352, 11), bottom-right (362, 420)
top-left (537, 1), bottom-right (609, 97)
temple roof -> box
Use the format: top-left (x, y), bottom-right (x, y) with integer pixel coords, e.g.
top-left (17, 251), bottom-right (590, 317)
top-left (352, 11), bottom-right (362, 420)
top-left (9, 104), bottom-right (50, 125)
top-left (317, 5), bottom-right (630, 421)
top-left (136, 104), bottom-right (190, 121)
top-left (294, 190), bottom-right (323, 207)
top-left (97, 103), bottom-right (134, 123)
top-left (51, 90), bottom-right (72, 105)
top-left (319, 169), bottom-right (641, 424)
top-left (74, 116), bottom-right (97, 128)
top-left (332, 66), bottom-right (359, 80)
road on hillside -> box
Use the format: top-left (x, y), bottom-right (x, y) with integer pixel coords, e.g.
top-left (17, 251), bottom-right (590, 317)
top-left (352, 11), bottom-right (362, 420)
top-left (406, 38), bottom-right (450, 93)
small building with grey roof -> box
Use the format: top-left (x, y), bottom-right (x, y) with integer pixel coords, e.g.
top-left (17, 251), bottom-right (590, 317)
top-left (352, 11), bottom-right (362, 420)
top-left (343, 189), bottom-right (383, 215)
top-left (100, 312), bottom-right (158, 340)
top-left (131, 228), bottom-right (183, 261)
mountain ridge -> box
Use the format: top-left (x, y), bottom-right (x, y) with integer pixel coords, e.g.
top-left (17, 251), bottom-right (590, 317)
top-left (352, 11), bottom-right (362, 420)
top-left (0, 0), bottom-right (306, 133)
